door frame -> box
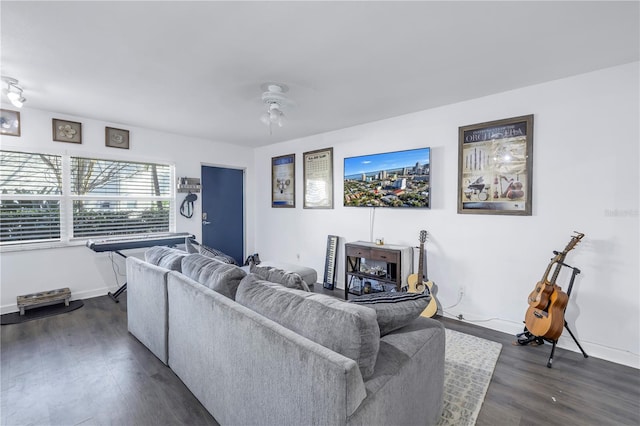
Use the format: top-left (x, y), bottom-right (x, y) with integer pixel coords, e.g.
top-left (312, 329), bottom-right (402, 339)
top-left (201, 162), bottom-right (247, 263)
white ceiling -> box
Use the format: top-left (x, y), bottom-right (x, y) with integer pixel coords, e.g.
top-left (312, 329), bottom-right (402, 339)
top-left (1, 1), bottom-right (638, 147)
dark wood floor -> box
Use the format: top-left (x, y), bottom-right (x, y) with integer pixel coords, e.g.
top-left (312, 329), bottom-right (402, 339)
top-left (2, 291), bottom-right (639, 426)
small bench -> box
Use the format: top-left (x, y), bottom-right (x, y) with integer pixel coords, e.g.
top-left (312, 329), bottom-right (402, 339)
top-left (17, 287), bottom-right (71, 316)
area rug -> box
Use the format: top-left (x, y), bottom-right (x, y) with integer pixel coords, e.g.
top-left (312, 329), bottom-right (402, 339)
top-left (437, 328), bottom-right (502, 426)
top-left (0, 300), bottom-right (84, 325)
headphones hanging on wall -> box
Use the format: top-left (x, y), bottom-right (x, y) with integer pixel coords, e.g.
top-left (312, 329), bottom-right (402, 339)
top-left (180, 192), bottom-right (198, 218)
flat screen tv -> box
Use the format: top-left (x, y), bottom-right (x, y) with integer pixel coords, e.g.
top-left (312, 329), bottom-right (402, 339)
top-left (344, 147), bottom-right (431, 208)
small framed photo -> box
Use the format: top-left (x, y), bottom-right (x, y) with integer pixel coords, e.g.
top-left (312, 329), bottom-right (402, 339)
top-left (272, 153), bottom-right (295, 208)
top-left (458, 114), bottom-right (534, 215)
top-left (105, 127), bottom-right (130, 149)
top-left (52, 119), bottom-right (82, 143)
top-left (0, 109), bottom-right (21, 137)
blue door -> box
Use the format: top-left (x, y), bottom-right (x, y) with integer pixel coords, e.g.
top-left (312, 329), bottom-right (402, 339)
top-left (201, 166), bottom-right (244, 265)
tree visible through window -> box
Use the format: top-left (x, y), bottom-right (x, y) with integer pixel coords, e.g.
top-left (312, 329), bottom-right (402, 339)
top-left (0, 150), bottom-right (174, 245)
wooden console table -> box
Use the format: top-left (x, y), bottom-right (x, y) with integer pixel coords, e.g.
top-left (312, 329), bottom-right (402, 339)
top-left (344, 241), bottom-right (412, 300)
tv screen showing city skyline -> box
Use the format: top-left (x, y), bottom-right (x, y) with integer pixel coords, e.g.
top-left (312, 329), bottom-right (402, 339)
top-left (343, 147), bottom-right (431, 208)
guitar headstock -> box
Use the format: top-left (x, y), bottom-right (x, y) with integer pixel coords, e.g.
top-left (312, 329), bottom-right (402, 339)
top-left (419, 230), bottom-right (427, 244)
top-left (563, 231), bottom-right (585, 254)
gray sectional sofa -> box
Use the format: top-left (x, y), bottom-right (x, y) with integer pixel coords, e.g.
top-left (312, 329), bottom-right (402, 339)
top-left (126, 246), bottom-right (445, 426)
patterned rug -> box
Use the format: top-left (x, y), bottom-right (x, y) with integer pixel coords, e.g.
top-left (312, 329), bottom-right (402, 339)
top-left (437, 328), bottom-right (503, 426)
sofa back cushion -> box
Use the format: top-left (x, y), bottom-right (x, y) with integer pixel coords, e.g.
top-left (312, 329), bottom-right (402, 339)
top-left (250, 264), bottom-right (310, 291)
top-left (185, 237), bottom-right (238, 265)
top-left (145, 246), bottom-right (187, 272)
top-left (236, 274), bottom-right (380, 378)
top-left (349, 291), bottom-right (431, 336)
top-left (181, 253), bottom-right (246, 300)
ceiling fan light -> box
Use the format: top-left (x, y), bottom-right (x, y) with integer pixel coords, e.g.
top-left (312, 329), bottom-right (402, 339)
top-left (259, 83), bottom-right (291, 133)
top-left (260, 113), bottom-right (271, 126)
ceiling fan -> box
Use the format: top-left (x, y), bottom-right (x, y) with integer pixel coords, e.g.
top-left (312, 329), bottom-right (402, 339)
top-left (259, 83), bottom-right (292, 133)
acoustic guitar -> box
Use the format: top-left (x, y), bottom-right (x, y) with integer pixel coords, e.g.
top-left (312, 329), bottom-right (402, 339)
top-left (527, 232), bottom-right (584, 310)
top-left (407, 230), bottom-right (440, 318)
top-left (524, 231), bottom-right (584, 340)
top-left (525, 285), bottom-right (569, 340)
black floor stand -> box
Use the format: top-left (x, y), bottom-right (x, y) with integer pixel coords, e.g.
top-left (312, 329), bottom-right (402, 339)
top-left (522, 261), bottom-right (588, 368)
top-left (107, 250), bottom-right (127, 303)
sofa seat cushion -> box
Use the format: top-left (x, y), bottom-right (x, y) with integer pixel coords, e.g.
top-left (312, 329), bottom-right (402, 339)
top-left (181, 253), bottom-right (246, 300)
top-left (349, 291), bottom-right (431, 336)
top-left (236, 274), bottom-right (380, 378)
top-left (249, 264), bottom-right (310, 291)
top-left (145, 246), bottom-right (188, 271)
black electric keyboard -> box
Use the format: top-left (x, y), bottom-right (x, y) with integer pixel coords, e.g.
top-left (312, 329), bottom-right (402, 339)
top-left (86, 232), bottom-right (193, 252)
top-left (323, 235), bottom-right (339, 290)
top-left (86, 232), bottom-right (194, 302)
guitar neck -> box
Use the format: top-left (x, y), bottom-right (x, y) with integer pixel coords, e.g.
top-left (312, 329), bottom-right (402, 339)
top-left (548, 257), bottom-right (566, 285)
top-left (417, 242), bottom-right (424, 281)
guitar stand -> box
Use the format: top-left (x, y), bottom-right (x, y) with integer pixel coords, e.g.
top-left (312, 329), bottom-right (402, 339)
top-left (522, 261), bottom-right (588, 368)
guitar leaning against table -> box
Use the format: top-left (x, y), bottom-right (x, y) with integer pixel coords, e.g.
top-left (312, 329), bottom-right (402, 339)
top-left (407, 230), bottom-right (440, 318)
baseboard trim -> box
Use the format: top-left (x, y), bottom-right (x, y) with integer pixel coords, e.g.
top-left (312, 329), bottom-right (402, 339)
top-left (442, 313), bottom-right (639, 369)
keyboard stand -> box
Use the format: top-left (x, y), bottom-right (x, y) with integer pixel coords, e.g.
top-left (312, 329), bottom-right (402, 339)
top-left (107, 250), bottom-right (127, 303)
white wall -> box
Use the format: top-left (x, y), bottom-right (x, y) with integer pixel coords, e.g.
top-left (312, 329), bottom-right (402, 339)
top-left (253, 62), bottom-right (639, 368)
top-left (0, 108), bottom-right (255, 311)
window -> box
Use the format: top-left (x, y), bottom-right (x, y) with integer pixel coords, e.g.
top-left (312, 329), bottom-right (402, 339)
top-left (0, 150), bottom-right (174, 246)
top-left (0, 151), bottom-right (62, 243)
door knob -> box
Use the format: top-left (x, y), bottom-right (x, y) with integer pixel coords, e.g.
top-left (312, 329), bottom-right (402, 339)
top-left (202, 220), bottom-right (211, 225)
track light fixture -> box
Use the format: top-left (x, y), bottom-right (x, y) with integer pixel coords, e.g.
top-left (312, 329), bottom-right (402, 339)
top-left (259, 83), bottom-right (290, 134)
top-left (2, 77), bottom-right (26, 108)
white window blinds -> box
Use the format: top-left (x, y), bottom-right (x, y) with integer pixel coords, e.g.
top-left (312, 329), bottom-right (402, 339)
top-left (0, 150), bottom-right (174, 246)
top-left (70, 157), bottom-right (172, 238)
top-left (0, 151), bottom-right (63, 243)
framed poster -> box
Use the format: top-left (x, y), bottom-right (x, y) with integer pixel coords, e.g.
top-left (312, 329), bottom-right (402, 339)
top-left (303, 147), bottom-right (333, 209)
top-left (52, 118), bottom-right (82, 143)
top-left (272, 153), bottom-right (295, 208)
top-left (458, 114), bottom-right (534, 215)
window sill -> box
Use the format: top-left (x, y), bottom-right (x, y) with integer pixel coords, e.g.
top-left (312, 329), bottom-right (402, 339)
top-left (0, 240), bottom-right (89, 253)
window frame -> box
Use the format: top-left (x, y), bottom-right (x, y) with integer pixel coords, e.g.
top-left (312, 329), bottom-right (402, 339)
top-left (0, 148), bottom-right (176, 251)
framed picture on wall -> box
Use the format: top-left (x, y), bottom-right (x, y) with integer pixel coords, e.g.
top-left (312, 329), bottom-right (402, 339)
top-left (458, 114), bottom-right (534, 215)
top-left (0, 109), bottom-right (21, 137)
top-left (272, 153), bottom-right (295, 208)
top-left (52, 118), bottom-right (82, 143)
top-left (105, 127), bottom-right (130, 149)
top-left (303, 147), bottom-right (333, 209)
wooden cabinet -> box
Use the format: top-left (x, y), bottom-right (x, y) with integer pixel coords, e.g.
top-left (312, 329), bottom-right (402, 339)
top-left (344, 241), bottom-right (413, 299)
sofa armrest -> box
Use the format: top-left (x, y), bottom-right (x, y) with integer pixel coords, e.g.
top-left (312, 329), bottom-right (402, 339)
top-left (126, 256), bottom-right (171, 364)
